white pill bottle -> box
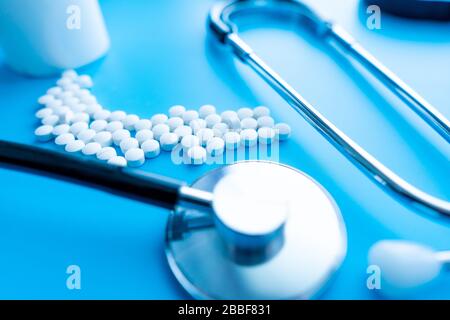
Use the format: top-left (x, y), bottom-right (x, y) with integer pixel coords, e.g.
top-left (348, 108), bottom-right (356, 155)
top-left (0, 0), bottom-right (110, 77)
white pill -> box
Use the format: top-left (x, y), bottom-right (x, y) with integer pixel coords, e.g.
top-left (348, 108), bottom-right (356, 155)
top-left (57, 77), bottom-right (73, 88)
top-left (70, 122), bottom-right (89, 135)
top-left (35, 107), bottom-right (53, 119)
top-left (109, 110), bottom-right (127, 122)
top-left (112, 129), bottom-right (131, 146)
top-left (77, 129), bottom-right (96, 143)
top-left (237, 107), bottom-right (254, 120)
top-left (63, 95), bottom-right (79, 107)
top-left (93, 109), bottom-right (110, 121)
top-left (62, 69), bottom-right (78, 80)
top-left (220, 110), bottom-right (238, 122)
top-left (174, 125), bottom-right (192, 139)
top-left (107, 156), bottom-right (127, 167)
top-left (212, 122), bottom-right (229, 138)
top-left (182, 110), bottom-right (199, 124)
top-left (275, 123), bottom-right (291, 140)
top-left (206, 137), bottom-right (225, 156)
top-left (135, 129), bottom-right (154, 145)
top-left (90, 119), bottom-right (108, 132)
top-left (64, 83), bottom-right (81, 93)
top-left (152, 123), bottom-right (170, 141)
top-left (58, 91), bottom-right (74, 101)
top-left (160, 132), bottom-right (179, 151)
top-left (223, 115), bottom-right (241, 131)
top-left (53, 106), bottom-right (71, 118)
top-left (198, 104), bottom-right (216, 118)
top-left (257, 116), bottom-right (275, 128)
top-left (151, 113), bottom-right (168, 126)
top-left (62, 110), bottom-right (74, 124)
top-left (34, 125), bottom-right (54, 142)
top-left (181, 135), bottom-right (200, 151)
top-left (71, 112), bottom-right (90, 123)
top-left (76, 75), bottom-right (94, 88)
top-left (52, 123), bottom-right (70, 136)
top-left (105, 120), bottom-right (124, 133)
top-left (69, 103), bottom-right (86, 113)
top-left (82, 142), bottom-right (102, 156)
top-left (240, 129), bottom-right (258, 147)
top-left (47, 86), bottom-right (63, 96)
top-left (93, 131), bottom-right (113, 147)
top-left (42, 114), bottom-right (59, 126)
top-left (134, 119), bottom-right (152, 131)
top-left (85, 103), bottom-right (102, 116)
top-left (240, 117), bottom-right (258, 130)
top-left (196, 128), bottom-right (214, 146)
top-left (120, 137), bottom-right (139, 154)
top-left (46, 99), bottom-right (63, 110)
top-left (74, 88), bottom-right (91, 99)
top-left (125, 148), bottom-right (145, 167)
top-left (187, 146), bottom-right (207, 165)
top-left (205, 114), bottom-right (222, 128)
top-left (141, 139), bottom-right (160, 159)
top-left (169, 105), bottom-right (186, 118)
top-left (55, 133), bottom-right (75, 146)
top-left (258, 127), bottom-right (276, 144)
top-left (167, 117), bottom-right (184, 131)
top-left (65, 139), bottom-right (85, 153)
top-left (38, 94), bottom-right (55, 105)
top-left (79, 94), bottom-right (97, 106)
top-left (189, 118), bottom-right (206, 134)
top-left (122, 114), bottom-right (140, 130)
top-left (224, 131), bottom-right (241, 150)
top-left (253, 106), bottom-right (270, 118)
top-left (96, 147), bottom-right (117, 161)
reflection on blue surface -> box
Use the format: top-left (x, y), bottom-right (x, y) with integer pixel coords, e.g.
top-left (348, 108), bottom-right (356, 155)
top-left (0, 0), bottom-right (449, 299)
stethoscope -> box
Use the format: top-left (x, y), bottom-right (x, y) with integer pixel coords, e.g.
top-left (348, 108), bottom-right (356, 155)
top-left (0, 0), bottom-right (449, 299)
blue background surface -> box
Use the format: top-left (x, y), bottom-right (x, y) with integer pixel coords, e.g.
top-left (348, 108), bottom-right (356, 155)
top-left (0, 0), bottom-right (449, 299)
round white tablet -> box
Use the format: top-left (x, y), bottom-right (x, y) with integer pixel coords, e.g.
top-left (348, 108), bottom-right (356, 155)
top-left (167, 117), bottom-right (184, 131)
top-left (134, 119), bottom-right (152, 131)
top-left (58, 91), bottom-right (74, 101)
top-left (257, 115), bottom-right (275, 128)
top-left (85, 103), bottom-right (102, 116)
top-left (35, 108), bottom-right (53, 119)
top-left (169, 105), bottom-right (186, 118)
top-left (182, 110), bottom-right (199, 124)
top-left (74, 88), bottom-right (91, 99)
top-left (77, 129), bottom-right (96, 143)
top-left (152, 123), bottom-right (170, 141)
top-left (253, 106), bottom-right (270, 118)
top-left (90, 119), bottom-right (108, 132)
top-left (237, 107), bottom-right (253, 120)
top-left (141, 139), bottom-right (160, 158)
top-left (220, 110), bottom-right (238, 122)
top-left (240, 129), bottom-right (258, 147)
top-left (46, 99), bottom-right (63, 110)
top-left (107, 156), bottom-right (127, 167)
top-left (34, 125), bottom-right (54, 142)
top-left (275, 123), bottom-right (291, 140)
top-left (240, 117), bottom-right (258, 130)
top-left (151, 113), bottom-right (168, 126)
top-left (122, 114), bottom-right (140, 130)
top-left (181, 135), bottom-right (200, 151)
top-left (199, 104), bottom-right (216, 119)
top-left (187, 146), bottom-right (207, 165)
top-left (160, 132), bottom-right (179, 151)
top-left (38, 94), bottom-right (54, 105)
top-left (93, 131), bottom-right (113, 147)
top-left (125, 148), bottom-right (145, 167)
top-left (105, 120), bottom-right (124, 133)
top-left (224, 131), bottom-right (241, 150)
top-left (223, 115), bottom-right (241, 131)
top-left (64, 83), bottom-right (81, 94)
top-left (79, 94), bottom-right (97, 106)
top-left (55, 133), bottom-right (75, 146)
top-left (76, 75), bottom-right (94, 88)
top-left (62, 110), bottom-right (74, 124)
top-left (205, 114), bottom-right (222, 128)
top-left (42, 115), bottom-right (59, 126)
top-left (47, 86), bottom-right (63, 96)
top-left (63, 96), bottom-right (80, 107)
top-left (62, 69), bottom-right (78, 80)
top-left (212, 122), bottom-right (229, 138)
top-left (82, 142), bottom-right (102, 156)
top-left (96, 147), bottom-right (117, 161)
top-left (189, 118), bottom-right (207, 134)
top-left (71, 112), bottom-right (90, 123)
top-left (70, 103), bottom-right (87, 113)
top-left (109, 110), bottom-right (127, 122)
top-left (135, 129), bottom-right (154, 145)
top-left (112, 129), bottom-right (131, 146)
top-left (53, 106), bottom-right (71, 118)
top-left (120, 137), bottom-right (139, 154)
top-left (52, 123), bottom-right (70, 136)
top-left (65, 139), bottom-right (85, 153)
top-left (70, 122), bottom-right (89, 135)
top-left (196, 128), bottom-right (214, 146)
top-left (258, 127), bottom-right (276, 144)
top-left (174, 125), bottom-right (193, 139)
top-left (206, 137), bottom-right (225, 156)
top-left (93, 109), bottom-right (111, 121)
top-left (57, 77), bottom-right (73, 88)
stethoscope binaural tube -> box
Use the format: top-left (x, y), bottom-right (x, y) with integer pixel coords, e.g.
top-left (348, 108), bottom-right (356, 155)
top-left (208, 0), bottom-right (450, 220)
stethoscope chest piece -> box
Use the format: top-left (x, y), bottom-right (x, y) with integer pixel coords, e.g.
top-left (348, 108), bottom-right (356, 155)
top-left (165, 161), bottom-right (347, 299)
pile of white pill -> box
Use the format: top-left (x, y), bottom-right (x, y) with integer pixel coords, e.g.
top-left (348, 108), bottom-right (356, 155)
top-left (34, 70), bottom-right (291, 167)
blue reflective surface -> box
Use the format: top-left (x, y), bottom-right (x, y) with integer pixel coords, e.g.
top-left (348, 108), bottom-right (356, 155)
top-left (0, 0), bottom-right (449, 299)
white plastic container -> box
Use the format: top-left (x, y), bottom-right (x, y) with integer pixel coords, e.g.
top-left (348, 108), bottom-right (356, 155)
top-left (0, 0), bottom-right (110, 76)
